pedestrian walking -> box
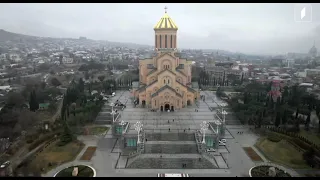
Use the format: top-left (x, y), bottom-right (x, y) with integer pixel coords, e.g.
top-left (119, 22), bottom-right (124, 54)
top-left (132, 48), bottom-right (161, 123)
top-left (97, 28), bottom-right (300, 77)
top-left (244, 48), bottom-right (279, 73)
top-left (184, 129), bottom-right (186, 132)
top-left (169, 128), bottom-right (170, 132)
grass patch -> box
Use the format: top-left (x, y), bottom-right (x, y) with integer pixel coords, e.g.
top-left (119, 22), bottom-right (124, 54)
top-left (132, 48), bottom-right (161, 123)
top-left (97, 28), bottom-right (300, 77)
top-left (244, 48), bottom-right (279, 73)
top-left (250, 165), bottom-right (292, 177)
top-left (36, 111), bottom-right (54, 121)
top-left (25, 140), bottom-right (84, 173)
top-left (298, 130), bottom-right (320, 147)
top-left (243, 147), bottom-right (263, 162)
top-left (54, 165), bottom-right (94, 177)
top-left (89, 126), bottom-right (109, 135)
top-left (80, 146), bottom-right (97, 161)
top-left (255, 138), bottom-right (310, 169)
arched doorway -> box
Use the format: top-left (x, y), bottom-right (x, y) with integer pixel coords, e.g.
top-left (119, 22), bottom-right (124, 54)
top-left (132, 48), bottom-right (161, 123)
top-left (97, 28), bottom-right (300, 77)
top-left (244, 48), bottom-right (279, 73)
top-left (171, 106), bottom-right (174, 112)
top-left (164, 104), bottom-right (170, 111)
top-left (142, 100), bottom-right (146, 107)
top-left (187, 100), bottom-right (191, 106)
top-left (160, 106), bottom-right (163, 112)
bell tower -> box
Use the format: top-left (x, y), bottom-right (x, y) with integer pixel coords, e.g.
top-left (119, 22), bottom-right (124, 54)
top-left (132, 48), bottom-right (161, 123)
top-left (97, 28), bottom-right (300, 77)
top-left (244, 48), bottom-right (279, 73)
top-left (154, 7), bottom-right (178, 51)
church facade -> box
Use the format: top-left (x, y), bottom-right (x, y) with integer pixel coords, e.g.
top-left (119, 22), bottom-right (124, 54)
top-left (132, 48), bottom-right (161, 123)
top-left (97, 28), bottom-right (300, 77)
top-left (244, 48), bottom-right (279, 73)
top-left (132, 10), bottom-right (199, 111)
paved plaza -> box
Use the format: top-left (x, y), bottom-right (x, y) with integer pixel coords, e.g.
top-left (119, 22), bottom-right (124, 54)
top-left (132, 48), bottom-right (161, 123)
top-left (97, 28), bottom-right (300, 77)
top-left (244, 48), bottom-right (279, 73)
top-left (45, 90), bottom-right (265, 177)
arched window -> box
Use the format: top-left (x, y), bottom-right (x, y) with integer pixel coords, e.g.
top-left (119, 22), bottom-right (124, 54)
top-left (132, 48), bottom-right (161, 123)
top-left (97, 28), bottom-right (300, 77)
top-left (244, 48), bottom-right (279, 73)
top-left (168, 79), bottom-right (170, 84)
top-left (165, 35), bottom-right (167, 48)
top-left (159, 35), bottom-right (162, 48)
top-left (164, 79), bottom-right (166, 84)
top-left (170, 35), bottom-right (173, 48)
top-left (155, 35), bottom-right (157, 48)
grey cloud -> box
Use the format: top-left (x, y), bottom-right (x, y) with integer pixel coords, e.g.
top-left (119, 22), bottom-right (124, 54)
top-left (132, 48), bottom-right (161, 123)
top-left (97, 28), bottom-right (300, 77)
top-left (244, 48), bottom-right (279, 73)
top-left (0, 3), bottom-right (320, 55)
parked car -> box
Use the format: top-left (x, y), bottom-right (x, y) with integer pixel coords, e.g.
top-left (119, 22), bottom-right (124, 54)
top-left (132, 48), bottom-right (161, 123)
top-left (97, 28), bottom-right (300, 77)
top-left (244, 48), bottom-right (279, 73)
top-left (0, 161), bottom-right (10, 168)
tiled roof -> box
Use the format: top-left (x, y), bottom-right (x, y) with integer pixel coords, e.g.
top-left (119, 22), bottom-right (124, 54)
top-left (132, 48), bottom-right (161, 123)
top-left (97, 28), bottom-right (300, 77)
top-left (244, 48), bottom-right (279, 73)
top-left (176, 80), bottom-right (196, 93)
top-left (151, 85), bottom-right (182, 98)
top-left (147, 68), bottom-right (157, 76)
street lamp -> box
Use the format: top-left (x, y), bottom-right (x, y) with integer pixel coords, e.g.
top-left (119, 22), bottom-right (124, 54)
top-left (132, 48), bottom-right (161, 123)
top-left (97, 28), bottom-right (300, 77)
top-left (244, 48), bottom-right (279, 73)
top-left (134, 121), bottom-right (143, 144)
top-left (213, 119), bottom-right (221, 134)
top-left (119, 120), bottom-right (126, 134)
top-left (218, 102), bottom-right (227, 116)
top-left (110, 103), bottom-right (116, 122)
top-left (221, 110), bottom-right (228, 123)
top-left (200, 121), bottom-right (209, 144)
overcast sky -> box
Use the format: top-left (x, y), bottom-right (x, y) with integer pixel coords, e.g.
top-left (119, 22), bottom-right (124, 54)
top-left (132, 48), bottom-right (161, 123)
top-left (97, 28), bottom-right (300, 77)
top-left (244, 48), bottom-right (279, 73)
top-left (1, 3), bottom-right (320, 55)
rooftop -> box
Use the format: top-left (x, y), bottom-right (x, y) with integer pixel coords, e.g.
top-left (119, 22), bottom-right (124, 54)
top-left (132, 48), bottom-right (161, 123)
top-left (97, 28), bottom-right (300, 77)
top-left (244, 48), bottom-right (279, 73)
top-left (154, 11), bottom-right (178, 30)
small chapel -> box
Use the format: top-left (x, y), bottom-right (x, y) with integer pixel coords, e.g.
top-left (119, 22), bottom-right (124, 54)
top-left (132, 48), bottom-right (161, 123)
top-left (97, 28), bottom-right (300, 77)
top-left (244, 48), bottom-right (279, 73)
top-left (132, 7), bottom-right (200, 111)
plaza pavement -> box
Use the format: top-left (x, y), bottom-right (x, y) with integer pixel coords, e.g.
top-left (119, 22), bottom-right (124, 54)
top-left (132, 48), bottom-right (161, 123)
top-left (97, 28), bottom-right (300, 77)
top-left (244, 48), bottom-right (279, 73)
top-left (45, 90), bottom-right (278, 177)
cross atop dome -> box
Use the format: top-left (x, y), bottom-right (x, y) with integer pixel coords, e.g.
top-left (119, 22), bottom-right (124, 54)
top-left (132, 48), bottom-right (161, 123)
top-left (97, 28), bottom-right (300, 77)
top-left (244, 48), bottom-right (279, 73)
top-left (164, 6), bottom-right (168, 13)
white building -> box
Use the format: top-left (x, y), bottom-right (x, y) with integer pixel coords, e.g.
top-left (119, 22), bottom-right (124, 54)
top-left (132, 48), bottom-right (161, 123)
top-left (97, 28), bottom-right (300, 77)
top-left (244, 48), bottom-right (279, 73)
top-left (9, 53), bottom-right (22, 62)
top-left (62, 57), bottom-right (74, 64)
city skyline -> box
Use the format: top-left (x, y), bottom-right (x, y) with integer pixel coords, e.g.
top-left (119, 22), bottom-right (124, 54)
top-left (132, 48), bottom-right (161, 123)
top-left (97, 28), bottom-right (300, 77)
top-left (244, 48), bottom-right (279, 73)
top-left (0, 3), bottom-right (320, 55)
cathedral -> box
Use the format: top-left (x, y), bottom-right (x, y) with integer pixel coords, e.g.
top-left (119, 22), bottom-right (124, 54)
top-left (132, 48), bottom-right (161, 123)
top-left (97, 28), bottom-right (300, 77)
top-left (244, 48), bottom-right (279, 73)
top-left (132, 8), bottom-right (200, 111)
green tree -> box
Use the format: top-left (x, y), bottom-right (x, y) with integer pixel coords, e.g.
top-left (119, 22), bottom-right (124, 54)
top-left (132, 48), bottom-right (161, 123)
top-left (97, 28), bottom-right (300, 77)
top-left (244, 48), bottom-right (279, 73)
top-left (51, 77), bottom-right (61, 87)
top-left (275, 111), bottom-right (281, 127)
top-left (78, 78), bottom-right (85, 93)
top-left (98, 75), bottom-right (105, 82)
top-left (29, 90), bottom-right (39, 112)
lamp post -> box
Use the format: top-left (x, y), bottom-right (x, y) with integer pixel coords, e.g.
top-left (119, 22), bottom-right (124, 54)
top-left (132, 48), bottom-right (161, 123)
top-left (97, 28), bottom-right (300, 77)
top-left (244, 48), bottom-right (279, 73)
top-left (218, 102), bottom-right (227, 118)
top-left (134, 121), bottom-right (143, 144)
top-left (200, 121), bottom-right (209, 144)
top-left (222, 110), bottom-right (228, 123)
top-left (119, 120), bottom-right (126, 134)
top-left (110, 103), bottom-right (116, 122)
top-left (213, 119), bottom-right (221, 133)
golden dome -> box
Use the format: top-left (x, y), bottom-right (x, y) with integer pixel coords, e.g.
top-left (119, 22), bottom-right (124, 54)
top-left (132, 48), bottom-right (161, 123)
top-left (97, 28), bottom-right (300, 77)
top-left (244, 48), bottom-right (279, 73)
top-left (154, 12), bottom-right (178, 30)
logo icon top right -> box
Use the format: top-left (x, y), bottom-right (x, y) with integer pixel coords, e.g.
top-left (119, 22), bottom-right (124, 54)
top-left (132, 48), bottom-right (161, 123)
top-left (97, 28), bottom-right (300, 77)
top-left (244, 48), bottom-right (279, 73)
top-left (294, 4), bottom-right (312, 22)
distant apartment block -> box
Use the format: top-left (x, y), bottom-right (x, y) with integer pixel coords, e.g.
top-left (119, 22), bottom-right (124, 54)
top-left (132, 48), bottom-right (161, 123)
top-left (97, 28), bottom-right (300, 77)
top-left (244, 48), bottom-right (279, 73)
top-left (62, 57), bottom-right (74, 64)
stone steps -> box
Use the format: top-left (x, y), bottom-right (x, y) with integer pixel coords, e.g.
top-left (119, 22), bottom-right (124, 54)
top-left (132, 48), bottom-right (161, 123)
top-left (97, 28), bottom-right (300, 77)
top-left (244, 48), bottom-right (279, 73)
top-left (145, 141), bottom-right (196, 145)
top-left (144, 143), bottom-right (198, 154)
top-left (126, 153), bottom-right (218, 169)
top-left (145, 132), bottom-right (195, 141)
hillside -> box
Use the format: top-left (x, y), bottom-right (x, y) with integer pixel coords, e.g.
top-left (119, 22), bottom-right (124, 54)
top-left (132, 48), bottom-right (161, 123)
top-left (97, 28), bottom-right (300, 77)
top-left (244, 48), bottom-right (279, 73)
top-left (0, 29), bottom-right (151, 49)
top-left (0, 29), bottom-right (37, 42)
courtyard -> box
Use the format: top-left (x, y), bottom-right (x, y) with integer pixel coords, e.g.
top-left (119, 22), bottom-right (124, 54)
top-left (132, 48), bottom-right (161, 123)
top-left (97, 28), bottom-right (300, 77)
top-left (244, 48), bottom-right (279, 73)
top-left (45, 90), bottom-right (269, 177)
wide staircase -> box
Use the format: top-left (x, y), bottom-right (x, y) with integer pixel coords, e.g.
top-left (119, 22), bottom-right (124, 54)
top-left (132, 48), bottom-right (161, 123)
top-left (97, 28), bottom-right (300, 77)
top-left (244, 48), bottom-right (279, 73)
top-left (126, 132), bottom-right (218, 169)
top-left (94, 106), bottom-right (119, 125)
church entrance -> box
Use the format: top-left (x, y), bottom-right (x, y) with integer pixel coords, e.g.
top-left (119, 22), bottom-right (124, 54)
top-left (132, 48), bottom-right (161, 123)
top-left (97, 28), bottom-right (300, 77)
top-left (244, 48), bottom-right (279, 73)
top-left (142, 100), bottom-right (146, 107)
top-left (171, 106), bottom-right (174, 112)
top-left (187, 100), bottom-right (191, 106)
top-left (164, 104), bottom-right (170, 111)
top-left (160, 106), bottom-right (163, 112)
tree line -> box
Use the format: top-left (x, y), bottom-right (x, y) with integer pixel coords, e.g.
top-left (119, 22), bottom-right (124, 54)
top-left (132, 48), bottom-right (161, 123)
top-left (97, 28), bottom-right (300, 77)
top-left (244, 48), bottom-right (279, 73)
top-left (197, 70), bottom-right (244, 88)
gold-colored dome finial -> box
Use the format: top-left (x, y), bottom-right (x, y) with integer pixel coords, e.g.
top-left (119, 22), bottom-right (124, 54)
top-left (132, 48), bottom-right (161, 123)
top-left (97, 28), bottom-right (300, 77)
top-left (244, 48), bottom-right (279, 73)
top-left (154, 7), bottom-right (178, 30)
